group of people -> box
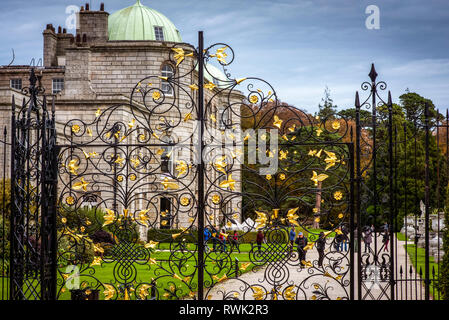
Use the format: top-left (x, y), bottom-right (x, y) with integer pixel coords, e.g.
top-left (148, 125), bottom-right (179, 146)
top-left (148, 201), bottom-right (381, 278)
top-left (202, 221), bottom-right (390, 267)
top-left (203, 227), bottom-right (240, 253)
top-left (362, 223), bottom-right (390, 253)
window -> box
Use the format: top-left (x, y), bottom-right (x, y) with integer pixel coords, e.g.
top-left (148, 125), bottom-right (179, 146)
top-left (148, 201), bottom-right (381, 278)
top-left (52, 78), bottom-right (64, 94)
top-left (160, 197), bottom-right (171, 229)
top-left (161, 135), bottom-right (174, 174)
top-left (161, 65), bottom-right (173, 95)
top-left (10, 79), bottom-right (22, 91)
top-left (218, 107), bottom-right (230, 130)
top-left (154, 26), bottom-right (164, 41)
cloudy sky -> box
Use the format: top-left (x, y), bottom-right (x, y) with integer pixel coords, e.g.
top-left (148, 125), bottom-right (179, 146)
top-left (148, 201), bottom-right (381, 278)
top-left (1, 0), bottom-right (449, 113)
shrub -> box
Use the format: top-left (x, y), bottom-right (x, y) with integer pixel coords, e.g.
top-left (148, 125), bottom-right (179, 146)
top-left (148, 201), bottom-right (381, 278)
top-left (91, 230), bottom-right (115, 244)
top-left (0, 214), bottom-right (9, 260)
top-left (58, 231), bottom-right (95, 266)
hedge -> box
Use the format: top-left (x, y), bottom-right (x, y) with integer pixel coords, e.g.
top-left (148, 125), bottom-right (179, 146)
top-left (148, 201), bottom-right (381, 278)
top-left (147, 229), bottom-right (293, 244)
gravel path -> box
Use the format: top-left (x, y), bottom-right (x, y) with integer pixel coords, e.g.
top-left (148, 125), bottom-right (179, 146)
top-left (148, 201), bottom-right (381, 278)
top-left (202, 234), bottom-right (426, 300)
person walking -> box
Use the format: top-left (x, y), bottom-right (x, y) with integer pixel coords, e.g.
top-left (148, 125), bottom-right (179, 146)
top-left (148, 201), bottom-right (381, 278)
top-left (334, 230), bottom-right (343, 252)
top-left (295, 232), bottom-right (308, 265)
top-left (256, 230), bottom-right (264, 254)
top-left (316, 232), bottom-right (326, 267)
top-left (229, 230), bottom-right (240, 253)
top-left (289, 227), bottom-right (296, 252)
top-left (382, 227), bottom-right (389, 252)
top-left (204, 227), bottom-right (211, 253)
top-left (211, 226), bottom-right (219, 252)
top-left (363, 226), bottom-right (373, 253)
top-left (219, 229), bottom-right (227, 252)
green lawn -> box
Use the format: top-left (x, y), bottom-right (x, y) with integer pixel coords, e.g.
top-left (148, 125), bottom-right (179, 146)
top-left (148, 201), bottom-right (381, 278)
top-left (1, 229), bottom-right (337, 300)
top-left (396, 232), bottom-right (409, 242)
top-left (404, 243), bottom-right (441, 300)
top-left (0, 244), bottom-right (271, 300)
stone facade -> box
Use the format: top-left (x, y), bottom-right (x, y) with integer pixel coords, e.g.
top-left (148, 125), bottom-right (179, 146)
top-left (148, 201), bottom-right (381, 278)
top-left (0, 2), bottom-right (244, 240)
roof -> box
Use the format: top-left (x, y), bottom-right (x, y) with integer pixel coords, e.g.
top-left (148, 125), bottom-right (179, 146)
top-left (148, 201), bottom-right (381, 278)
top-left (108, 0), bottom-right (182, 42)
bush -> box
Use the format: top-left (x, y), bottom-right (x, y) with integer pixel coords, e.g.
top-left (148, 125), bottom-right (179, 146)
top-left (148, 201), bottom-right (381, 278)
top-left (59, 205), bottom-right (107, 236)
top-left (0, 214), bottom-right (9, 260)
top-left (91, 230), bottom-right (115, 244)
top-left (58, 231), bottom-right (95, 266)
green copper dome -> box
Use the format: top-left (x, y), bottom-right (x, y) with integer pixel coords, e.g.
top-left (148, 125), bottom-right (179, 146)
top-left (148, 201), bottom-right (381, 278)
top-left (108, 0), bottom-right (182, 42)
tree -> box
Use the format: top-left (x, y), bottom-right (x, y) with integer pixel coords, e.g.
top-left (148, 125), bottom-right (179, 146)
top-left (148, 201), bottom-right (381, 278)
top-left (337, 108), bottom-right (371, 123)
top-left (399, 92), bottom-right (438, 124)
top-left (317, 86), bottom-right (337, 119)
top-left (360, 95), bottom-right (447, 230)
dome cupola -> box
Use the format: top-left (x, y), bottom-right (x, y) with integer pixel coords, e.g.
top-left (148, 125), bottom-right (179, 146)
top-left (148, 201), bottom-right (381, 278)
top-left (108, 0), bottom-right (182, 42)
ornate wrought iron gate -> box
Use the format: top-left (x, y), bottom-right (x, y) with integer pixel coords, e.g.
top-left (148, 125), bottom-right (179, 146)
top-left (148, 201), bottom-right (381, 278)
top-left (5, 32), bottom-right (445, 301)
top-left (9, 69), bottom-right (58, 299)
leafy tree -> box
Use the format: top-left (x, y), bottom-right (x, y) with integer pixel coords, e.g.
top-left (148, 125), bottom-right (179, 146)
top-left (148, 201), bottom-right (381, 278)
top-left (399, 91), bottom-right (438, 124)
top-left (337, 108), bottom-right (371, 123)
top-left (361, 96), bottom-right (447, 230)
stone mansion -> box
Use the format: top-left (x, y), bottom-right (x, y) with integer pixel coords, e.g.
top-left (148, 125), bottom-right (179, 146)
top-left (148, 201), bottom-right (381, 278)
top-left (0, 0), bottom-right (244, 237)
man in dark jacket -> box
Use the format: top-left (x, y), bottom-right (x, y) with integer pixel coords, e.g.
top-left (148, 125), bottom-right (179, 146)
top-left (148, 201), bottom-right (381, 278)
top-left (295, 232), bottom-right (308, 265)
top-left (316, 232), bottom-right (326, 267)
top-left (256, 230), bottom-right (264, 253)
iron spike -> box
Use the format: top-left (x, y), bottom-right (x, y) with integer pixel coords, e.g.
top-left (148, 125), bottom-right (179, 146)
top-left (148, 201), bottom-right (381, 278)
top-left (368, 63), bottom-right (378, 83)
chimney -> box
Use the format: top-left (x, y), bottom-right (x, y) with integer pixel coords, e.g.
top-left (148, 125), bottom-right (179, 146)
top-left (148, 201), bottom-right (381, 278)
top-left (100, 3), bottom-right (104, 11)
top-left (43, 24), bottom-right (57, 67)
top-left (77, 5), bottom-right (109, 43)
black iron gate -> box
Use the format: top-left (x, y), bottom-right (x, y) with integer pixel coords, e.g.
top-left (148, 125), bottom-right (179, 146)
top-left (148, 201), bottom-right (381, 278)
top-left (4, 32), bottom-right (446, 301)
top-left (9, 69), bottom-right (58, 300)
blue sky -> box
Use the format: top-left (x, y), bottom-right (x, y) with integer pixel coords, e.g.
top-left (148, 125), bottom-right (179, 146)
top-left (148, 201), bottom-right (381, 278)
top-left (1, 0), bottom-right (449, 113)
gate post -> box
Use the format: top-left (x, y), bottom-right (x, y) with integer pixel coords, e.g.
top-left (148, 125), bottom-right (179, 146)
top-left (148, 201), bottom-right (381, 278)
top-left (40, 97), bottom-right (58, 300)
top-left (197, 31), bottom-right (205, 300)
top-left (349, 139), bottom-right (355, 300)
top-left (387, 91), bottom-right (395, 300)
top-left (9, 96), bottom-right (20, 300)
top-left (355, 91), bottom-right (362, 300)
top-left (424, 102), bottom-right (430, 300)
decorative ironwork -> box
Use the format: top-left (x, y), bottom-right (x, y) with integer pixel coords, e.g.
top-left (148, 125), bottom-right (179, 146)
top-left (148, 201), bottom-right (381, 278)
top-left (10, 68), bottom-right (57, 299)
top-left (5, 32), bottom-right (445, 301)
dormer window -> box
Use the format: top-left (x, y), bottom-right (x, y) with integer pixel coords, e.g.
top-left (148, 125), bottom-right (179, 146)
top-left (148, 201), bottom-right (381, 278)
top-left (154, 26), bottom-right (164, 41)
top-left (10, 79), bottom-right (22, 91)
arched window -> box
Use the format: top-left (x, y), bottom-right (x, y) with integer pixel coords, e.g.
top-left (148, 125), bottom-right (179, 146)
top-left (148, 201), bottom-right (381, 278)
top-left (161, 64), bottom-right (174, 95)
